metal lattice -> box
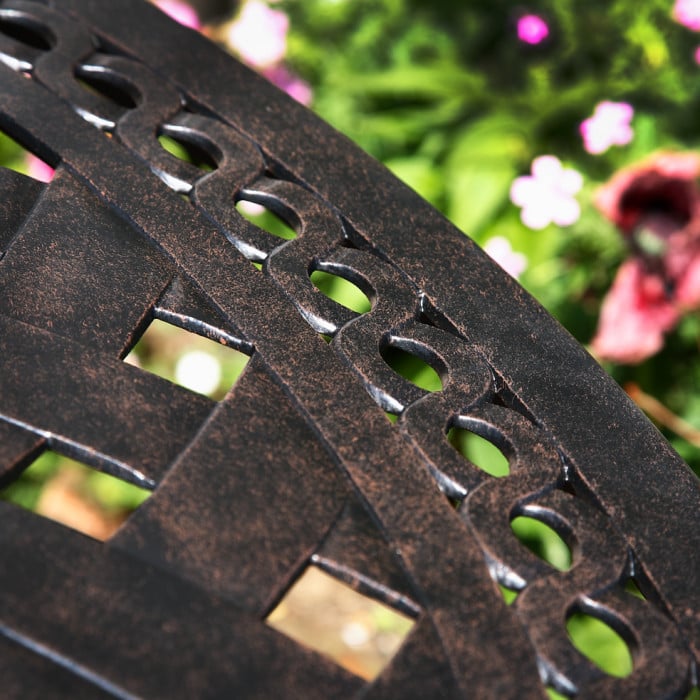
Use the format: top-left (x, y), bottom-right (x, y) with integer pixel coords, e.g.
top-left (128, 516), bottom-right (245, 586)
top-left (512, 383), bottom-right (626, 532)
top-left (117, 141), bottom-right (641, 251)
top-left (0, 1), bottom-right (698, 698)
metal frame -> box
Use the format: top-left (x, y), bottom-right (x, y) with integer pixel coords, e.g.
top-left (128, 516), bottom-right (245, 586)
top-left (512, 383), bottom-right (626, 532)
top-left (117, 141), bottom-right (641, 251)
top-left (0, 1), bottom-right (697, 697)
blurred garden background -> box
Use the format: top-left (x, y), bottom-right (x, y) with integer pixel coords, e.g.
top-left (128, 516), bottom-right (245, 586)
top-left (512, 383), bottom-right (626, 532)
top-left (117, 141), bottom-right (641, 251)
top-left (1, 0), bottom-right (699, 692)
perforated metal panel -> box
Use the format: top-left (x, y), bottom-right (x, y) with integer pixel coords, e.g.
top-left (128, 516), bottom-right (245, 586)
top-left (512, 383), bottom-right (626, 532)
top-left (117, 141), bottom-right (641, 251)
top-left (0, 2), bottom-right (697, 698)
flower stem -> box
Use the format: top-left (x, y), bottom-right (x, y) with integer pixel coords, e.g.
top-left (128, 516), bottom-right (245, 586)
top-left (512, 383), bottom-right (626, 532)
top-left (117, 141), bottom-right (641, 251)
top-left (625, 382), bottom-right (700, 448)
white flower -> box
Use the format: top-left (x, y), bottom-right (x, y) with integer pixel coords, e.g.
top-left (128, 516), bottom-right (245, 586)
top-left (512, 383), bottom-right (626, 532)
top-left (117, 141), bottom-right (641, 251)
top-left (483, 237), bottom-right (527, 279)
top-left (510, 155), bottom-right (583, 230)
top-left (580, 101), bottom-right (634, 155)
top-left (226, 1), bottom-right (289, 69)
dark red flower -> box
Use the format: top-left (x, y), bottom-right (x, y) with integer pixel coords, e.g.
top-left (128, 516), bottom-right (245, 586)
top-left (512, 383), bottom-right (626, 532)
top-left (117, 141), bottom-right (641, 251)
top-left (591, 152), bottom-right (700, 363)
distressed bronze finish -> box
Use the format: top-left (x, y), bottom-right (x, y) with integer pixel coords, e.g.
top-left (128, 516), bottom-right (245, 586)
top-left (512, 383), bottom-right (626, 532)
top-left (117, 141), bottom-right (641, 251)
top-left (0, 2), bottom-right (697, 698)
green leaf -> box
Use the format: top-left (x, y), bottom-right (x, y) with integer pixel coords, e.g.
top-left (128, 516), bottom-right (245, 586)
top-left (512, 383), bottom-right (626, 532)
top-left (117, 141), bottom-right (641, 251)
top-left (445, 116), bottom-right (528, 237)
top-left (385, 156), bottom-right (443, 206)
top-left (333, 64), bottom-right (482, 100)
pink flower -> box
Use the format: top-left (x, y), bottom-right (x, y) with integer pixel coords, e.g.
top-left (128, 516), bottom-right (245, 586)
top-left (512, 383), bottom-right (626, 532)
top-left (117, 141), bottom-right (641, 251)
top-left (153, 0), bottom-right (201, 30)
top-left (510, 155), bottom-right (583, 229)
top-left (673, 0), bottom-right (700, 30)
top-left (262, 65), bottom-right (312, 105)
top-left (676, 251), bottom-right (700, 306)
top-left (483, 237), bottom-right (527, 279)
top-left (591, 259), bottom-right (678, 363)
top-left (580, 101), bottom-right (634, 155)
top-left (25, 154), bottom-right (54, 182)
top-left (226, 0), bottom-right (289, 68)
top-left (591, 152), bottom-right (700, 363)
top-left (594, 152), bottom-right (700, 233)
top-left (694, 45), bottom-right (700, 63)
top-left (517, 15), bottom-right (549, 45)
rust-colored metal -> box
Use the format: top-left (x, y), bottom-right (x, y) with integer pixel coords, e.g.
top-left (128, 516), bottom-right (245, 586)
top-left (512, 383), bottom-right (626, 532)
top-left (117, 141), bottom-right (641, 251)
top-left (0, 1), bottom-right (697, 698)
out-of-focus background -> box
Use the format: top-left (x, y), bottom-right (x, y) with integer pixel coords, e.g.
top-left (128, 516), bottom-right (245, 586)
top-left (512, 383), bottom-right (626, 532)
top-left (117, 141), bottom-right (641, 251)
top-left (1, 0), bottom-right (700, 693)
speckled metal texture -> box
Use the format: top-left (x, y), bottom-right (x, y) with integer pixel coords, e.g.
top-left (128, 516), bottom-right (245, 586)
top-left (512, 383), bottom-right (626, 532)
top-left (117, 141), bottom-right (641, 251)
top-left (0, 1), bottom-right (697, 698)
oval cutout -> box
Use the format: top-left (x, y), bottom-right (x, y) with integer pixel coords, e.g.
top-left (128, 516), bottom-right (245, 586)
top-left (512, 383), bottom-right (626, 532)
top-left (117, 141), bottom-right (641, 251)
top-left (310, 270), bottom-right (371, 314)
top-left (566, 611), bottom-right (633, 678)
top-left (447, 427), bottom-right (509, 477)
top-left (158, 133), bottom-right (218, 172)
top-left (75, 67), bottom-right (139, 109)
top-left (380, 344), bottom-right (442, 392)
top-left (235, 199), bottom-right (297, 240)
top-left (510, 515), bottom-right (572, 571)
top-left (0, 15), bottom-right (53, 50)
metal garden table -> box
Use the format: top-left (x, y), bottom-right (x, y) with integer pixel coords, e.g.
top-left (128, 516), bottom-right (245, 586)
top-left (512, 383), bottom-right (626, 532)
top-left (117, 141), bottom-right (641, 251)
top-left (0, 1), bottom-right (697, 697)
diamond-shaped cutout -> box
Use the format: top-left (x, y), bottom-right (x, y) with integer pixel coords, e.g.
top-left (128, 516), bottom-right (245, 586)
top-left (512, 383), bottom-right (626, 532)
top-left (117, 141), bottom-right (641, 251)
top-left (499, 584), bottom-right (519, 605)
top-left (1, 450), bottom-right (151, 540)
top-left (124, 318), bottom-right (249, 400)
top-left (266, 565), bottom-right (416, 681)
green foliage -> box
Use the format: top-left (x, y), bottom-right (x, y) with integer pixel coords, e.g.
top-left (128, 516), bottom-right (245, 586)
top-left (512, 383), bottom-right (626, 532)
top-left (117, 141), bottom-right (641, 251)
top-left (310, 270), bottom-right (372, 314)
top-left (1, 451), bottom-right (150, 514)
top-left (1, 451), bottom-right (60, 511)
top-left (381, 345), bottom-right (443, 392)
top-left (444, 116), bottom-right (527, 236)
top-left (447, 428), bottom-right (510, 478)
top-left (0, 131), bottom-right (33, 175)
top-left (566, 611), bottom-right (634, 677)
top-left (511, 516), bottom-right (572, 572)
